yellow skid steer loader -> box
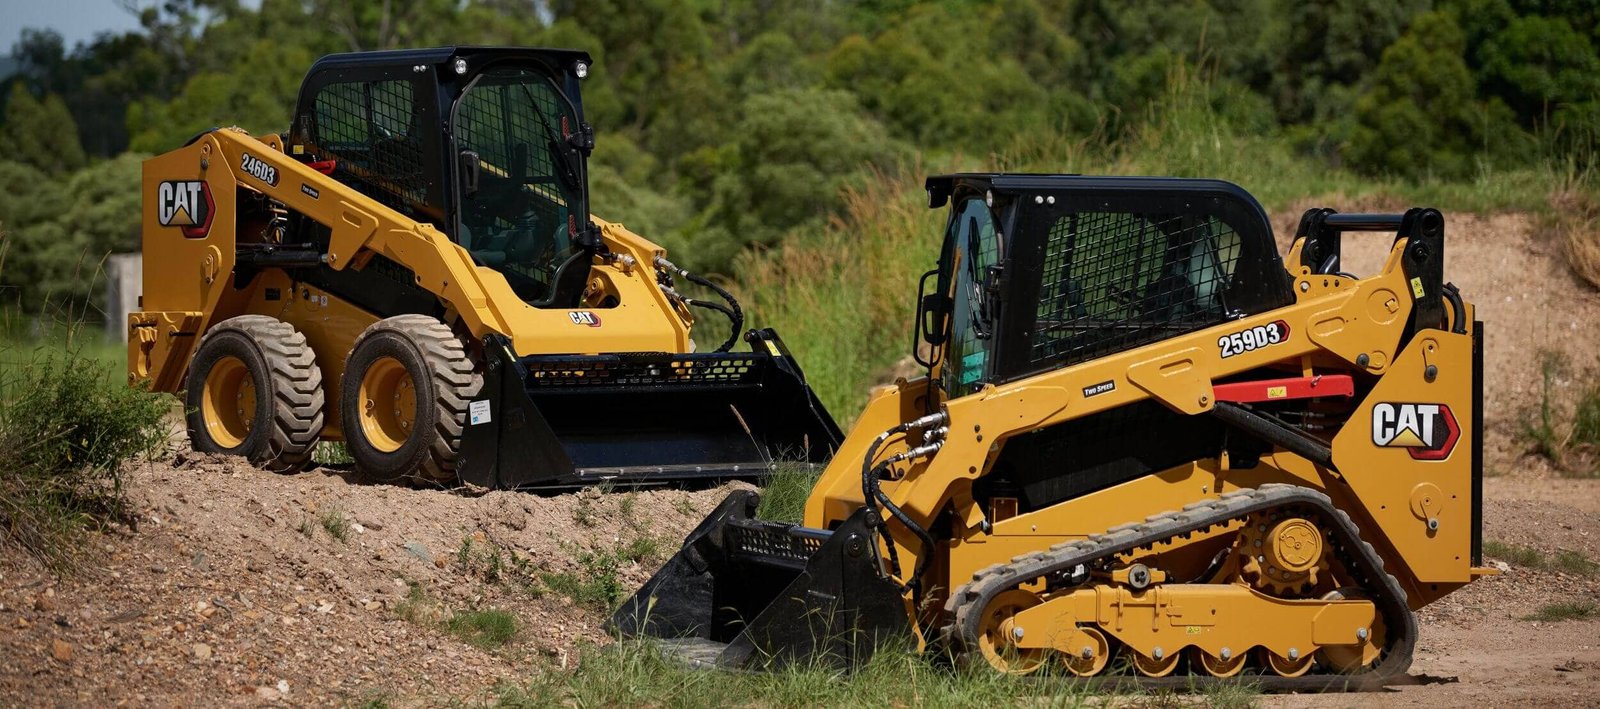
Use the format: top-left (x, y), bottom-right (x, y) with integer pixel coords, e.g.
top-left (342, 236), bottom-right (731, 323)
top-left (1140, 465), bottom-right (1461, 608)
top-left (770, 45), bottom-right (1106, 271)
top-left (130, 47), bottom-right (839, 488)
top-left (616, 174), bottom-right (1491, 689)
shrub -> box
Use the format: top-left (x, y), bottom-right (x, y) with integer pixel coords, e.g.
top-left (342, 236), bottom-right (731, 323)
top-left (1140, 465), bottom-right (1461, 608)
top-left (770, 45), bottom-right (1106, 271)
top-left (0, 336), bottom-right (170, 570)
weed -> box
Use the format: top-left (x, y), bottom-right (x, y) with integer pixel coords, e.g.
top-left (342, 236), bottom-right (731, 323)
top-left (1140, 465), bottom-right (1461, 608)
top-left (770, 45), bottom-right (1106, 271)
top-left (618, 491), bottom-right (637, 520)
top-left (573, 494), bottom-right (598, 527)
top-left (445, 608), bottom-right (519, 649)
top-left (1522, 351), bottom-right (1567, 461)
top-left (313, 441), bottom-right (353, 466)
top-left (1522, 600), bottom-right (1599, 622)
top-left (296, 515), bottom-right (315, 538)
top-left (1201, 680), bottom-right (1263, 709)
top-left (539, 538), bottom-right (661, 612)
top-left (320, 506), bottom-right (350, 543)
top-left (0, 333), bottom-right (170, 570)
top-left (673, 496), bottom-right (697, 517)
top-left (756, 465), bottom-right (820, 523)
top-left (1554, 549), bottom-right (1600, 575)
top-left (1484, 540), bottom-right (1546, 568)
top-left (497, 637), bottom-right (1102, 708)
top-left (1485, 540), bottom-right (1597, 575)
top-left (393, 582), bottom-right (441, 626)
top-left (1520, 350), bottom-right (1600, 476)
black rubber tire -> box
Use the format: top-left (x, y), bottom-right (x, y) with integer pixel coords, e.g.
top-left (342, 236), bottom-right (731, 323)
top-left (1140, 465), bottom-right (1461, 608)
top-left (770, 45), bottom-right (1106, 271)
top-left (184, 315), bottom-right (325, 472)
top-left (340, 315), bottom-right (479, 485)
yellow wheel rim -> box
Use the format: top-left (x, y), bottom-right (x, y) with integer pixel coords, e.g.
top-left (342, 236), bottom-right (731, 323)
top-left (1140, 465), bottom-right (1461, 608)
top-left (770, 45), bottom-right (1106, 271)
top-left (1194, 646), bottom-right (1247, 677)
top-left (1057, 627), bottom-right (1111, 677)
top-left (1131, 647), bottom-right (1182, 677)
top-left (1262, 648), bottom-right (1315, 677)
top-left (977, 589), bottom-right (1048, 676)
top-left (358, 356), bottom-right (417, 453)
top-left (202, 356), bottom-right (255, 449)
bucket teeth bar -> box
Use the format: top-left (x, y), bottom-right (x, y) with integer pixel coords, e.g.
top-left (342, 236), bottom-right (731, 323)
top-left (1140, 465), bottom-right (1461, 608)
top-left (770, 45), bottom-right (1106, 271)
top-left (611, 490), bottom-right (911, 670)
top-left (457, 331), bottom-right (841, 490)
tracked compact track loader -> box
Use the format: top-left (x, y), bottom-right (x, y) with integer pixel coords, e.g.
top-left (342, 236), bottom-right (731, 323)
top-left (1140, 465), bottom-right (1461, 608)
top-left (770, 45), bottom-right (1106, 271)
top-left (130, 47), bottom-right (839, 489)
top-left (616, 174), bottom-right (1491, 689)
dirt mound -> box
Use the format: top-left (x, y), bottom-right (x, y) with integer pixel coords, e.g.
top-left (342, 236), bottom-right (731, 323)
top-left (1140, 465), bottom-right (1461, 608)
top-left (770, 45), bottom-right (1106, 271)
top-left (3, 205), bottom-right (1599, 706)
top-left (0, 452), bottom-right (746, 705)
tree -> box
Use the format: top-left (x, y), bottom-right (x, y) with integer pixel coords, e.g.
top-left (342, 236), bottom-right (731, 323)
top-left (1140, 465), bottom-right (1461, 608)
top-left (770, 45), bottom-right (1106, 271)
top-left (1476, 15), bottom-right (1600, 124)
top-left (0, 154), bottom-right (144, 317)
top-left (1344, 12), bottom-right (1524, 178)
top-left (681, 87), bottom-right (907, 274)
top-left (0, 85), bottom-right (88, 176)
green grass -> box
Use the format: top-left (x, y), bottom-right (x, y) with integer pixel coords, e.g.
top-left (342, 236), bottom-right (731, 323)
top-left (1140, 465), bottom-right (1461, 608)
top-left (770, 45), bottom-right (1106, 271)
top-left (734, 77), bottom-right (1599, 424)
top-left (540, 537), bottom-right (662, 613)
top-left (492, 637), bottom-right (1236, 708)
top-left (1522, 600), bottom-right (1600, 622)
top-left (445, 608), bottom-right (519, 649)
top-left (320, 505), bottom-right (350, 542)
top-left (1484, 540), bottom-right (1598, 574)
top-left (756, 465), bottom-right (820, 523)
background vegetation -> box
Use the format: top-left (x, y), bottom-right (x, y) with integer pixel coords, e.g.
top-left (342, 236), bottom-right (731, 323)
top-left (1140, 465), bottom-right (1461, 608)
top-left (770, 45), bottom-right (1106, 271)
top-left (1, 0), bottom-right (1597, 416)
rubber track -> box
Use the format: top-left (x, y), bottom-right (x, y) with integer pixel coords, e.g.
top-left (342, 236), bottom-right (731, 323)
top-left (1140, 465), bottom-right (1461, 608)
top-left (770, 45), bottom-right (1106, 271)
top-left (943, 484), bottom-right (1417, 691)
top-left (372, 315), bottom-right (480, 484)
top-left (206, 316), bottom-right (325, 473)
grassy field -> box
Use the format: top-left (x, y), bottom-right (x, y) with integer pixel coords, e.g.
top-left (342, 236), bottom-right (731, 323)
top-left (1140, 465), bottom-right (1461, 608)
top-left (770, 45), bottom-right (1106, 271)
top-left (732, 79), bottom-right (1599, 422)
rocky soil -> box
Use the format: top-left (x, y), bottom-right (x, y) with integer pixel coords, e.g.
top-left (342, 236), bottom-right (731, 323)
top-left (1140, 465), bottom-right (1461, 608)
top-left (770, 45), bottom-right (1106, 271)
top-left (3, 206), bottom-right (1599, 707)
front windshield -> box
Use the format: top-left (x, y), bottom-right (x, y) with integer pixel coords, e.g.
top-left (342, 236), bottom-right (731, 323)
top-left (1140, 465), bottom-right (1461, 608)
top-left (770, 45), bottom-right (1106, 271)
top-left (942, 197), bottom-right (1000, 398)
top-left (454, 66), bottom-right (583, 303)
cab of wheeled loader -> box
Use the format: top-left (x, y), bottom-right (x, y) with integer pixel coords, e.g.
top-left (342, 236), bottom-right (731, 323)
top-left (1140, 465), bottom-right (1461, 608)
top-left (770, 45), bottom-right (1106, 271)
top-left (285, 46), bottom-right (598, 307)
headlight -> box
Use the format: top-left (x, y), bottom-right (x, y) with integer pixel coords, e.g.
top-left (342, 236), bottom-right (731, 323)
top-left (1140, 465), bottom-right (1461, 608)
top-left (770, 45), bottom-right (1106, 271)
top-left (574, 61), bottom-right (589, 79)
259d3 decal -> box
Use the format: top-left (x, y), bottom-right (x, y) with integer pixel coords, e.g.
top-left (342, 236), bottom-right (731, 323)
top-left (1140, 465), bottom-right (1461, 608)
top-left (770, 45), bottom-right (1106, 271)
top-left (1218, 320), bottom-right (1289, 358)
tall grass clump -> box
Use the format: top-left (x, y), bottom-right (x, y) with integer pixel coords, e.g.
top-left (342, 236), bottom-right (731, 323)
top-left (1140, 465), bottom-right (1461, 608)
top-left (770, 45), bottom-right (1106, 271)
top-left (497, 637), bottom-right (1111, 708)
top-left (0, 332), bottom-right (170, 570)
top-left (756, 464), bottom-right (820, 523)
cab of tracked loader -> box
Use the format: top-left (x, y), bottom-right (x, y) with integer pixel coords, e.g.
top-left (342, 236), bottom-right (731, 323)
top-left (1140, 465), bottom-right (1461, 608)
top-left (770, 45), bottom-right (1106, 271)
top-left (918, 175), bottom-right (1296, 398)
top-left (287, 46), bottom-right (597, 306)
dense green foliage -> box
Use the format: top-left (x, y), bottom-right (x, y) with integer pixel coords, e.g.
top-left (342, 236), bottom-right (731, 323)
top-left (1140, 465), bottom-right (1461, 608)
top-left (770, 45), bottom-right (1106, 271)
top-left (0, 333), bottom-right (170, 570)
top-left (0, 0), bottom-right (1595, 359)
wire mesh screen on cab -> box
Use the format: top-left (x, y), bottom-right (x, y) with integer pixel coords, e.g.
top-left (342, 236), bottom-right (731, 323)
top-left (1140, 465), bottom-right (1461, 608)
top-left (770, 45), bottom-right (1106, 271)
top-left (1032, 211), bottom-right (1242, 366)
top-left (311, 79), bottom-right (427, 215)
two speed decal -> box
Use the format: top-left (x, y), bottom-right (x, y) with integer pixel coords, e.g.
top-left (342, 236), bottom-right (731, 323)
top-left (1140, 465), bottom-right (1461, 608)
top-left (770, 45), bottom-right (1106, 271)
top-left (1218, 320), bottom-right (1289, 358)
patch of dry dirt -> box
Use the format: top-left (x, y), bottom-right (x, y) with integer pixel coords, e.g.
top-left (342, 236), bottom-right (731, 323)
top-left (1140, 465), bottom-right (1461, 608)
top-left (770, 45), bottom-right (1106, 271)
top-left (3, 205), bottom-right (1599, 706)
top-left (0, 452), bottom-right (748, 706)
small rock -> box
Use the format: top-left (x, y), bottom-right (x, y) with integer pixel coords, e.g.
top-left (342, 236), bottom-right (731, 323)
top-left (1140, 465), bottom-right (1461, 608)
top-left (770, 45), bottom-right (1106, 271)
top-left (403, 541), bottom-right (432, 563)
top-left (193, 643), bottom-right (212, 660)
top-left (191, 552), bottom-right (209, 570)
top-left (51, 639), bottom-right (73, 662)
top-left (254, 686), bottom-right (280, 701)
top-left (434, 557), bottom-right (446, 569)
top-left (359, 518), bottom-right (384, 531)
top-left (34, 595), bottom-right (55, 612)
top-left (15, 617), bottom-right (30, 629)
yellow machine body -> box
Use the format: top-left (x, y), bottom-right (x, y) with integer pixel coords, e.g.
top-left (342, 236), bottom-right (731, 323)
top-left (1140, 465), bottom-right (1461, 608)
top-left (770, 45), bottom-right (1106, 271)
top-left (617, 174), bottom-right (1487, 689)
top-left (129, 47), bottom-right (840, 488)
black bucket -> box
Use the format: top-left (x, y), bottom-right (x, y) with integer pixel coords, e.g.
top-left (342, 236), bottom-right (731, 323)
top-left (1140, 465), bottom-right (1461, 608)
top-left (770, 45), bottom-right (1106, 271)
top-left (456, 329), bottom-right (841, 490)
top-left (610, 490), bottom-right (912, 670)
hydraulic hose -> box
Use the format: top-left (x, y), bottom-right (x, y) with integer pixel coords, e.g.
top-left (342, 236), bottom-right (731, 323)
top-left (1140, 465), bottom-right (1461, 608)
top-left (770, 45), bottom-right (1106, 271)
top-left (656, 257), bottom-right (745, 352)
top-left (858, 414), bottom-right (946, 600)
